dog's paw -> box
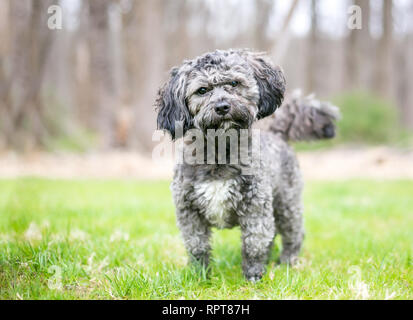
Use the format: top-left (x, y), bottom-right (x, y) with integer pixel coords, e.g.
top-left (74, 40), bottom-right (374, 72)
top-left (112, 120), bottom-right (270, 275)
top-left (246, 274), bottom-right (262, 282)
top-left (243, 264), bottom-right (265, 282)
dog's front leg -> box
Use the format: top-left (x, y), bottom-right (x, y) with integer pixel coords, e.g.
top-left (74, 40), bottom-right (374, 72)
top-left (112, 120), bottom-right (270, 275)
top-left (239, 205), bottom-right (275, 282)
top-left (176, 209), bottom-right (211, 271)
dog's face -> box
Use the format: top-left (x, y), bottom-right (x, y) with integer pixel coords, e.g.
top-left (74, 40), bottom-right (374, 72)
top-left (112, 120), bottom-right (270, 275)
top-left (156, 49), bottom-right (286, 139)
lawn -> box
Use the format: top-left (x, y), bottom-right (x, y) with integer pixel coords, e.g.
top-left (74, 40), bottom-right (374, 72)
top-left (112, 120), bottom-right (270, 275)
top-left (0, 178), bottom-right (411, 299)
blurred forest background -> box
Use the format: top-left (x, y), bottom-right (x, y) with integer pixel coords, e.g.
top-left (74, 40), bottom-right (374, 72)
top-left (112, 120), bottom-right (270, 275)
top-left (1, 0), bottom-right (413, 153)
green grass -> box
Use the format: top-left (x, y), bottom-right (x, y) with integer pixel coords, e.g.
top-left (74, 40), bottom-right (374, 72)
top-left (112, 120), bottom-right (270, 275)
top-left (332, 91), bottom-right (407, 145)
top-left (0, 178), bottom-right (411, 300)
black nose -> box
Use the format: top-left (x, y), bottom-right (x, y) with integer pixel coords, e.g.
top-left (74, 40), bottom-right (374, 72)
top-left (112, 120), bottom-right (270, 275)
top-left (214, 102), bottom-right (230, 116)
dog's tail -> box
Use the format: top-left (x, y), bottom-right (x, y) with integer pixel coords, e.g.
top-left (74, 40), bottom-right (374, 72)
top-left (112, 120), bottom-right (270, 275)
top-left (264, 90), bottom-right (340, 142)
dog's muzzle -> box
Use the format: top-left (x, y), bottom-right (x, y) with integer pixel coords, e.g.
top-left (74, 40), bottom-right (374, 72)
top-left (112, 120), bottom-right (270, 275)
top-left (214, 101), bottom-right (231, 116)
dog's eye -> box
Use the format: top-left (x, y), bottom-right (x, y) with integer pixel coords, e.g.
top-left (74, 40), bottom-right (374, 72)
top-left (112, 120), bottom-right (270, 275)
top-left (230, 81), bottom-right (239, 87)
top-left (196, 87), bottom-right (209, 95)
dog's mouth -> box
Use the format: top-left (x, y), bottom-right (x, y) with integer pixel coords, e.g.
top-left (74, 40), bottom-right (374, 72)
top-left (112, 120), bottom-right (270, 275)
top-left (205, 119), bottom-right (246, 133)
top-left (195, 104), bottom-right (254, 133)
top-left (215, 117), bottom-right (240, 129)
top-left (211, 111), bottom-right (253, 130)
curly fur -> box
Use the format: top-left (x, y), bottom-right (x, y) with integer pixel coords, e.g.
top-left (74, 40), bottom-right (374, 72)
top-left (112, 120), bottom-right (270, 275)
top-left (155, 49), bottom-right (338, 281)
top-left (256, 90), bottom-right (341, 142)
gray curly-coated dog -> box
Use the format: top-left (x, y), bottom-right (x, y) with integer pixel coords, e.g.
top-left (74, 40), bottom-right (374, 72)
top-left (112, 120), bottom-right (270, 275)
top-left (156, 49), bottom-right (339, 281)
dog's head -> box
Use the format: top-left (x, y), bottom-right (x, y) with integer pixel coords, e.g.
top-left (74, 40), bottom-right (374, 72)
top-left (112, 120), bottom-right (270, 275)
top-left (156, 49), bottom-right (286, 139)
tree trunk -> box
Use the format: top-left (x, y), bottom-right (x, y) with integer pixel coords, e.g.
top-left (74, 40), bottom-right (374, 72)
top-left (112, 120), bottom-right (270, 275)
top-left (396, 35), bottom-right (413, 129)
top-left (374, 0), bottom-right (393, 99)
top-left (88, 0), bottom-right (117, 148)
top-left (272, 0), bottom-right (299, 63)
top-left (253, 0), bottom-right (274, 51)
top-left (345, 0), bottom-right (371, 90)
top-left (306, 0), bottom-right (319, 93)
top-left (1, 0), bottom-right (55, 150)
top-left (125, 0), bottom-right (165, 150)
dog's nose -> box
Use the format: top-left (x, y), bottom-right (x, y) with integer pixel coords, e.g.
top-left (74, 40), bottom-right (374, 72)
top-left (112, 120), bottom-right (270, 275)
top-left (214, 102), bottom-right (230, 116)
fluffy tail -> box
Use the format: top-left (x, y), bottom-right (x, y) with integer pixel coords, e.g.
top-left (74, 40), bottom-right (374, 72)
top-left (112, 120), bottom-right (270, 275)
top-left (264, 91), bottom-right (340, 142)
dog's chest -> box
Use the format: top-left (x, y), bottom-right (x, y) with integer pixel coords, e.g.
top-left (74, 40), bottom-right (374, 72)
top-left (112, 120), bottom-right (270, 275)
top-left (194, 179), bottom-right (238, 229)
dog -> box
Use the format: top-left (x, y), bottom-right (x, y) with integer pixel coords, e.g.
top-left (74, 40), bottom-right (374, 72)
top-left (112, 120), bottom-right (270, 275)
top-left (156, 49), bottom-right (339, 281)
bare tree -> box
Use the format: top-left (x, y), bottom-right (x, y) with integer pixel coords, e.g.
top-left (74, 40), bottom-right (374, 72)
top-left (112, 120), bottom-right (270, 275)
top-left (374, 0), bottom-right (393, 99)
top-left (122, 0), bottom-right (166, 150)
top-left (345, 0), bottom-right (372, 90)
top-left (395, 35), bottom-right (412, 128)
top-left (306, 0), bottom-right (319, 93)
top-left (0, 0), bottom-right (10, 149)
top-left (253, 0), bottom-right (275, 51)
top-left (0, 0), bottom-right (56, 149)
top-left (73, 1), bottom-right (93, 130)
top-left (272, 0), bottom-right (299, 63)
top-left (88, 0), bottom-right (117, 148)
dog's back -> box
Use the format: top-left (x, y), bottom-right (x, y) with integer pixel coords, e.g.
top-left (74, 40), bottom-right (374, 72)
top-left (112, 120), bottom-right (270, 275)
top-left (256, 90), bottom-right (340, 142)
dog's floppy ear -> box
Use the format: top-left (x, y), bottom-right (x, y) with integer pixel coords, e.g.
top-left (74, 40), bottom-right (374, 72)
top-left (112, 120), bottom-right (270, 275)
top-left (156, 67), bottom-right (192, 140)
top-left (243, 51), bottom-right (286, 119)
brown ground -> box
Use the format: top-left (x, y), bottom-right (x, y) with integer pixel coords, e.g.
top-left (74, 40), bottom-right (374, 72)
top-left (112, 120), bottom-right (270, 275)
top-left (0, 146), bottom-right (412, 180)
